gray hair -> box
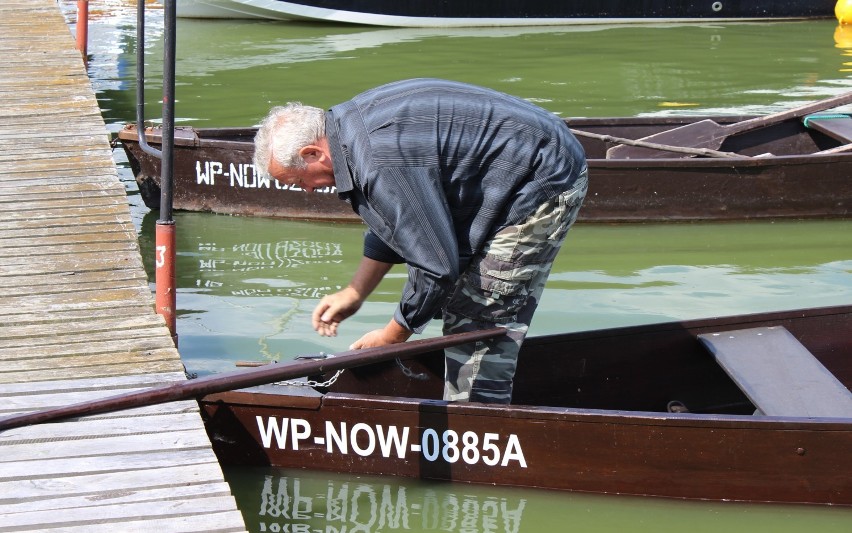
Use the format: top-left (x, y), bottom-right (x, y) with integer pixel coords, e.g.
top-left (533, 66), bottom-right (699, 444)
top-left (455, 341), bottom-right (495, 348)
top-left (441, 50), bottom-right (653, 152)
top-left (253, 102), bottom-right (326, 176)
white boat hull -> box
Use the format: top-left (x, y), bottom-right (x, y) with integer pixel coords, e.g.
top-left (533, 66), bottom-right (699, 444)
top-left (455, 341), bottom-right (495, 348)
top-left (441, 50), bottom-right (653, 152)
top-left (175, 0), bottom-right (835, 27)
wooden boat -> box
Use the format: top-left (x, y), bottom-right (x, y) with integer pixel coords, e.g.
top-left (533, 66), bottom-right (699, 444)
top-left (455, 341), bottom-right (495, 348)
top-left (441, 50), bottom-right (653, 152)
top-left (175, 0), bottom-right (836, 26)
top-left (200, 304), bottom-right (852, 505)
top-left (117, 112), bottom-right (852, 223)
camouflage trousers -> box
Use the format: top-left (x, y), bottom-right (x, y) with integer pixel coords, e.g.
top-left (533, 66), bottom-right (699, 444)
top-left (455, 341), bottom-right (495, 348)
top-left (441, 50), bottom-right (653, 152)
top-left (442, 169), bottom-right (588, 404)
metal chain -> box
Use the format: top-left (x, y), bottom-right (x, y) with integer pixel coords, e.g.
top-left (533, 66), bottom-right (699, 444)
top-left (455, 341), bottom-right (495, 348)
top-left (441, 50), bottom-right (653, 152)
top-left (394, 357), bottom-right (428, 380)
top-left (273, 369), bottom-right (344, 388)
top-left (270, 354), bottom-right (427, 388)
top-left (271, 352), bottom-right (343, 388)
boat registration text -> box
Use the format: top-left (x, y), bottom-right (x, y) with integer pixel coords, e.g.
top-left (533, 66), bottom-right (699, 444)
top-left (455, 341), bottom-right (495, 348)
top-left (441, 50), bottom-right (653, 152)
top-left (256, 416), bottom-right (527, 468)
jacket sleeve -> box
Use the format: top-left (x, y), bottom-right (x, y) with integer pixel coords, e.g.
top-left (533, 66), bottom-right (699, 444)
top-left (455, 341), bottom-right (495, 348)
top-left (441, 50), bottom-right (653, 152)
top-left (358, 166), bottom-right (460, 333)
top-left (363, 230), bottom-right (405, 264)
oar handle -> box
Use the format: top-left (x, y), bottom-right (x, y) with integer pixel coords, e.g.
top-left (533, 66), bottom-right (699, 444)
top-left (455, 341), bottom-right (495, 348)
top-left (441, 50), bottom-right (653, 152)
top-left (0, 327), bottom-right (505, 432)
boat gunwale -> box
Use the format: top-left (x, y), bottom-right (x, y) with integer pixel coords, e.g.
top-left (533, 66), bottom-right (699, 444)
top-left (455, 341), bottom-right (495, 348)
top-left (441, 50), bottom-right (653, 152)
top-left (207, 388), bottom-right (852, 430)
top-left (117, 120), bottom-right (852, 166)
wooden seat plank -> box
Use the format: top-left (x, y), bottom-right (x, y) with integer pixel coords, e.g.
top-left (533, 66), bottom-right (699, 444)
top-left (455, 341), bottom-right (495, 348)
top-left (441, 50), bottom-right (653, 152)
top-left (698, 326), bottom-right (852, 417)
top-left (803, 114), bottom-right (852, 143)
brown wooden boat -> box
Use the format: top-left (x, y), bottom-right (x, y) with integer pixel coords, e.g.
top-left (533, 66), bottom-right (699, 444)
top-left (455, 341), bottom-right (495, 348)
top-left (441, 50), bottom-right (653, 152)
top-left (117, 112), bottom-right (852, 223)
top-left (200, 304), bottom-right (852, 506)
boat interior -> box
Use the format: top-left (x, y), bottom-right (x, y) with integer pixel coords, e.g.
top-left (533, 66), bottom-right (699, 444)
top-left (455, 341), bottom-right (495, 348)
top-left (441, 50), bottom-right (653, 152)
top-left (306, 308), bottom-right (852, 418)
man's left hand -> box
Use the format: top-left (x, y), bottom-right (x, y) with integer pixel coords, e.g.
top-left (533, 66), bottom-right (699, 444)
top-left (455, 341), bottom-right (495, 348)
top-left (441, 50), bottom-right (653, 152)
top-left (349, 319), bottom-right (413, 350)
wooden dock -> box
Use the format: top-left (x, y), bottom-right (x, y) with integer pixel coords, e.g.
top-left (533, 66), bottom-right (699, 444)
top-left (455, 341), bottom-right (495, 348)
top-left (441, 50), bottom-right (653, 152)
top-left (0, 1), bottom-right (247, 531)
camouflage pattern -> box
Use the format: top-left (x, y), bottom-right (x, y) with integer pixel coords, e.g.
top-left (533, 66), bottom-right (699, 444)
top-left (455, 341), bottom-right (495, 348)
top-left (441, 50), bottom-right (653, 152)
top-left (442, 169), bottom-right (588, 403)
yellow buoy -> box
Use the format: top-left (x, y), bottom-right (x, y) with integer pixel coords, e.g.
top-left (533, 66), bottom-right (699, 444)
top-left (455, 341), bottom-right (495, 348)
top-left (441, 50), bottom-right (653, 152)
top-left (837, 0), bottom-right (852, 25)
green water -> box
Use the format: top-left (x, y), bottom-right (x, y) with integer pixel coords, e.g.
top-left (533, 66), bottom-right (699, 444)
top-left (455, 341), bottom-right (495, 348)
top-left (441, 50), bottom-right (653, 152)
top-left (67, 2), bottom-right (852, 530)
top-left (135, 211), bottom-right (852, 376)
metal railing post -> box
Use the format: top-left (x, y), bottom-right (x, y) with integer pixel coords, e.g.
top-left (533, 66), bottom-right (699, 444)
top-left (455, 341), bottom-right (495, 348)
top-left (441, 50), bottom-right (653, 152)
top-left (137, 0), bottom-right (178, 346)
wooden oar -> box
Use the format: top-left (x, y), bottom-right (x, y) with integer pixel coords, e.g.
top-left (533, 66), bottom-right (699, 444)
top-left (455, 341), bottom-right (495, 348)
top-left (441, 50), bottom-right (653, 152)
top-left (607, 90), bottom-right (852, 160)
top-left (0, 327), bottom-right (505, 432)
top-left (570, 128), bottom-right (747, 159)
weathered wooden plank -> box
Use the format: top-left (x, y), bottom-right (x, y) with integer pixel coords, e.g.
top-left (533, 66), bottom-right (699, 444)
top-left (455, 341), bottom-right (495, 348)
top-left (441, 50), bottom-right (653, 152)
top-left (0, 241), bottom-right (141, 262)
top-left (0, 148), bottom-right (113, 164)
top-left (0, 331), bottom-right (173, 356)
top-left (0, 255), bottom-right (142, 274)
top-left (0, 462), bottom-right (228, 501)
top-left (0, 411), bottom-right (199, 441)
top-left (0, 196), bottom-right (128, 213)
top-left (0, 398), bottom-right (200, 419)
top-left (0, 447), bottom-right (218, 480)
top-left (0, 372), bottom-right (186, 395)
top-left (2, 482), bottom-right (236, 514)
top-left (0, 428), bottom-right (213, 462)
top-left (0, 360), bottom-right (187, 384)
top-left (0, 313), bottom-right (170, 342)
top-left (0, 223), bottom-right (130, 240)
top-left (0, 183), bottom-right (126, 198)
top-left (0, 229), bottom-right (139, 248)
top-left (0, 301), bottom-right (154, 323)
top-left (0, 172), bottom-right (123, 185)
top-left (10, 511), bottom-right (248, 533)
top-left (699, 326), bottom-right (852, 417)
top-left (0, 331), bottom-right (177, 356)
top-left (0, 127), bottom-right (107, 139)
top-left (0, 203), bottom-right (131, 222)
top-left (0, 179), bottom-right (124, 194)
top-left (0, 347), bottom-right (180, 372)
top-left (0, 286), bottom-right (153, 312)
top-left (0, 103), bottom-right (105, 116)
top-left (0, 386), bottom-right (195, 412)
top-left (0, 496), bottom-right (244, 531)
top-left (0, 216), bottom-right (135, 234)
top-left (0, 153), bottom-right (115, 170)
top-left (0, 270), bottom-right (145, 292)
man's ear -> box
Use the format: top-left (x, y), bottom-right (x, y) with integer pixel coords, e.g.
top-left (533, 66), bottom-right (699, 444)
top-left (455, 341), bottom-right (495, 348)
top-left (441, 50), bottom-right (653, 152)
top-left (299, 145), bottom-right (325, 164)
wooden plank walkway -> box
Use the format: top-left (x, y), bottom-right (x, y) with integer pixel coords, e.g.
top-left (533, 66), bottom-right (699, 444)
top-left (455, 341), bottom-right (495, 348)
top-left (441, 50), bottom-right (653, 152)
top-left (0, 1), bottom-right (247, 531)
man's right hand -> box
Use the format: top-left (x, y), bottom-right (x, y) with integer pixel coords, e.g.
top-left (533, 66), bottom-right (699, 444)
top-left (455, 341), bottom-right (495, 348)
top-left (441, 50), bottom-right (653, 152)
top-left (311, 287), bottom-right (364, 337)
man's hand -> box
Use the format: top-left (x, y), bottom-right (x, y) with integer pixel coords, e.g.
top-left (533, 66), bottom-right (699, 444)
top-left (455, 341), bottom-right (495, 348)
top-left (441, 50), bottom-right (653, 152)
top-left (312, 257), bottom-right (395, 337)
top-left (312, 287), bottom-right (363, 337)
top-left (350, 319), bottom-right (413, 349)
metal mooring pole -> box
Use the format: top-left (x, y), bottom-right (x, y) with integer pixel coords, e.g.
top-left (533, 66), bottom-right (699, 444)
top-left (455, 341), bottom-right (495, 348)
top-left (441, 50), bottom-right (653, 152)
top-left (75, 0), bottom-right (88, 63)
top-left (137, 0), bottom-right (178, 346)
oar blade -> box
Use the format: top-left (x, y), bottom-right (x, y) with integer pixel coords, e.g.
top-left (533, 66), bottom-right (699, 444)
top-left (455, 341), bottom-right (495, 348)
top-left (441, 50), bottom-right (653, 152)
top-left (606, 119), bottom-right (725, 159)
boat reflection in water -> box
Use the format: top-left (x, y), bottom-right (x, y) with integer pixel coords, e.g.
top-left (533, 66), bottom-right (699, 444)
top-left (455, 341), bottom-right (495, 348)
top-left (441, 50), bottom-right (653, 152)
top-left (224, 468), bottom-right (852, 533)
top-left (233, 470), bottom-right (527, 533)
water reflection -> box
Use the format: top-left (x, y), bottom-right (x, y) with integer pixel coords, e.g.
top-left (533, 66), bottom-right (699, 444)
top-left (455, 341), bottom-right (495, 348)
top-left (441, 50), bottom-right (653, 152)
top-left (835, 23), bottom-right (852, 72)
top-left (225, 468), bottom-right (852, 533)
top-left (252, 472), bottom-right (524, 533)
top-left (231, 469), bottom-right (527, 533)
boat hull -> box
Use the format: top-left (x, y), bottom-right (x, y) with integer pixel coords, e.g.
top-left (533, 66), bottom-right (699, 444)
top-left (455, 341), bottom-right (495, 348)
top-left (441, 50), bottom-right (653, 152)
top-left (176, 0), bottom-right (836, 26)
top-left (200, 305), bottom-right (852, 505)
top-left (117, 116), bottom-right (852, 223)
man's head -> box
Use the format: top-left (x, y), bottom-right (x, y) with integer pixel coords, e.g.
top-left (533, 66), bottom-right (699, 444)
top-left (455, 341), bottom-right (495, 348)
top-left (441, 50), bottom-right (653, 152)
top-left (254, 103), bottom-right (333, 191)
